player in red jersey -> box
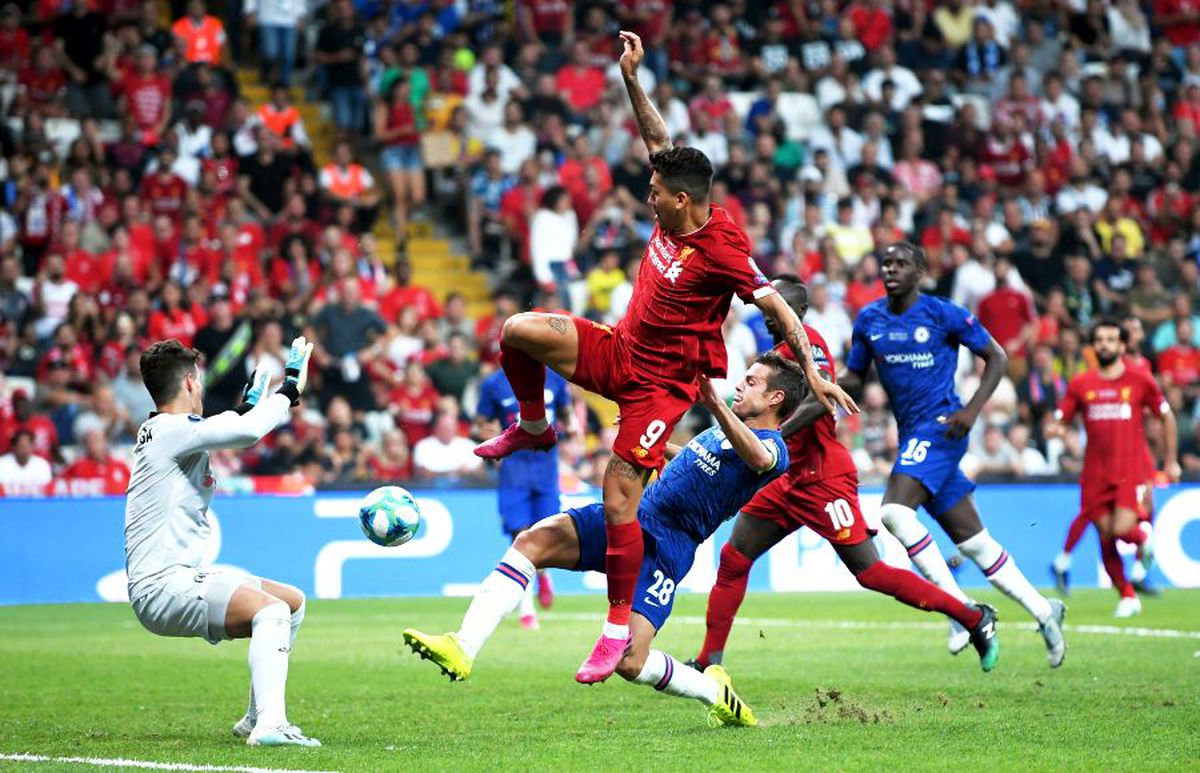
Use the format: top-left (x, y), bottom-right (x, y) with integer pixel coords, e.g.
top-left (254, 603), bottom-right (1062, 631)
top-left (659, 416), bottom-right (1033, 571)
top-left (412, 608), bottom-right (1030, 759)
top-left (1051, 317), bottom-right (1163, 597)
top-left (473, 32), bottom-right (858, 684)
top-left (689, 276), bottom-right (999, 673)
top-left (1048, 319), bottom-right (1180, 618)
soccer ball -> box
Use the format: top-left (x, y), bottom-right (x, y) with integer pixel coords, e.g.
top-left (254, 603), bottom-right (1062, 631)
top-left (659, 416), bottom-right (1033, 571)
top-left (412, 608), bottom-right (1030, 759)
top-left (359, 486), bottom-right (422, 547)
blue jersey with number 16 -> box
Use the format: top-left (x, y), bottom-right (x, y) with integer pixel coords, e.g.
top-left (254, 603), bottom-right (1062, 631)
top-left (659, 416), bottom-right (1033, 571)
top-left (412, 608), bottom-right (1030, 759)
top-left (845, 294), bottom-right (992, 435)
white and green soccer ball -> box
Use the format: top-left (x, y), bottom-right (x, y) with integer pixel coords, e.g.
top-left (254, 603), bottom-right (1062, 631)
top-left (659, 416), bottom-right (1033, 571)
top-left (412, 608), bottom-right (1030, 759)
top-left (359, 486), bottom-right (422, 547)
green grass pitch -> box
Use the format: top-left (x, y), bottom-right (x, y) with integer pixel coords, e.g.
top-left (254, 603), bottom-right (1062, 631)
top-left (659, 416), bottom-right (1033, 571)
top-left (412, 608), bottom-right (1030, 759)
top-left (1, 589), bottom-right (1197, 771)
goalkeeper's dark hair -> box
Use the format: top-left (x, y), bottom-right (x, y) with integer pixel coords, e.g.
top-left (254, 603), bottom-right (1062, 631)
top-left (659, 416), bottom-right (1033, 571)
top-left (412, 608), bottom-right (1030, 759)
top-left (756, 351), bottom-right (805, 418)
top-left (649, 146), bottom-right (714, 202)
top-left (140, 339), bottom-right (203, 406)
top-left (881, 240), bottom-right (927, 270)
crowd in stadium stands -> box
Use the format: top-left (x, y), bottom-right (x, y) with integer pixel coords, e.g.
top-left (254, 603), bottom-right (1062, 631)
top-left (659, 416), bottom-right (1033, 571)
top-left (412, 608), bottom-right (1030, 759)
top-left (3, 0), bottom-right (1200, 496)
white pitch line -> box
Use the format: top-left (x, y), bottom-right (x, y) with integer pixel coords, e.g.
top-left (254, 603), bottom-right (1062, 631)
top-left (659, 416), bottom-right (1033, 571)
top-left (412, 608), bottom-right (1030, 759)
top-left (0, 753), bottom-right (338, 773)
top-left (540, 612), bottom-right (1200, 640)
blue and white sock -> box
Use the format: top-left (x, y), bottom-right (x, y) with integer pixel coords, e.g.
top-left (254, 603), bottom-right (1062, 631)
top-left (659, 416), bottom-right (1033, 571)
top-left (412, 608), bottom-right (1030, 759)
top-left (457, 547), bottom-right (536, 659)
top-left (633, 651), bottom-right (718, 704)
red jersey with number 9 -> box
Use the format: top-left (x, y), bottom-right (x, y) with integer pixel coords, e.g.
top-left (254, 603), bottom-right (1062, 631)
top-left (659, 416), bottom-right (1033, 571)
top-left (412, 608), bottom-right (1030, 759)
top-left (620, 204), bottom-right (775, 383)
top-left (772, 324), bottom-right (857, 484)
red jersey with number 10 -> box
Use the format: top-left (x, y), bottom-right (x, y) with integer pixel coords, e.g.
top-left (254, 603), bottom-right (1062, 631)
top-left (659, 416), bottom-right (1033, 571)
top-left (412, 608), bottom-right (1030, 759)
top-left (619, 204), bottom-right (775, 382)
top-left (773, 324), bottom-right (857, 484)
top-left (1057, 366), bottom-right (1167, 486)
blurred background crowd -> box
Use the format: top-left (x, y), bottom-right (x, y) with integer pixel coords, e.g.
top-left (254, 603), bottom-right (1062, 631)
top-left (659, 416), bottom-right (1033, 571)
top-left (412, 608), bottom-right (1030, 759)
top-left (2, 0), bottom-right (1200, 496)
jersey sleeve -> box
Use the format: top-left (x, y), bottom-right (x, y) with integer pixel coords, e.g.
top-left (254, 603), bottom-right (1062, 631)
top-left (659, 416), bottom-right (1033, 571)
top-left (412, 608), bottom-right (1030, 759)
top-left (944, 301), bottom-right (992, 356)
top-left (169, 393), bottom-right (291, 457)
top-left (1140, 371), bottom-right (1170, 417)
top-left (475, 378), bottom-right (500, 421)
top-left (706, 243), bottom-right (775, 303)
top-left (1056, 377), bottom-right (1080, 424)
top-left (845, 312), bottom-right (873, 374)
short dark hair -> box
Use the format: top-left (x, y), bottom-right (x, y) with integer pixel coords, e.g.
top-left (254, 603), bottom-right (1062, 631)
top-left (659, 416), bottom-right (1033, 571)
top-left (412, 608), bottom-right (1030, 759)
top-left (755, 351), bottom-right (805, 418)
top-left (649, 146), bottom-right (713, 202)
top-left (771, 273), bottom-right (809, 318)
top-left (881, 240), bottom-right (927, 270)
top-left (1090, 316), bottom-right (1129, 345)
top-left (10, 429), bottom-right (34, 447)
top-left (140, 339), bottom-right (203, 406)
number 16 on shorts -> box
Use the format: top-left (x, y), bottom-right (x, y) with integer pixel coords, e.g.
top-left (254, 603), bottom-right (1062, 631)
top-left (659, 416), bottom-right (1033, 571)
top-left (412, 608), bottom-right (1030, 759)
top-left (899, 438), bottom-right (931, 466)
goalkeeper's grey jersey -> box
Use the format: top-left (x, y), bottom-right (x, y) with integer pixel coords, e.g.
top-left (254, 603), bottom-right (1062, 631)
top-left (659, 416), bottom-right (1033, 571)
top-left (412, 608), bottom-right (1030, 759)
top-left (124, 394), bottom-right (291, 601)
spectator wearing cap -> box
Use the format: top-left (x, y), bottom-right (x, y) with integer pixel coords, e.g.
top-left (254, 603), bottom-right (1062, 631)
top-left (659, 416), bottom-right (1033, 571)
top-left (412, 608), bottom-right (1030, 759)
top-left (0, 429), bottom-right (51, 496)
top-left (172, 0), bottom-right (228, 66)
top-left (244, 0), bottom-right (306, 86)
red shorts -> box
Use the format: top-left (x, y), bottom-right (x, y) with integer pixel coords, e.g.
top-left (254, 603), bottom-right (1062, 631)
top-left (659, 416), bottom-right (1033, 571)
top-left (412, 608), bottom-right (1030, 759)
top-left (740, 472), bottom-right (874, 546)
top-left (1081, 478), bottom-right (1141, 523)
top-left (571, 317), bottom-right (698, 471)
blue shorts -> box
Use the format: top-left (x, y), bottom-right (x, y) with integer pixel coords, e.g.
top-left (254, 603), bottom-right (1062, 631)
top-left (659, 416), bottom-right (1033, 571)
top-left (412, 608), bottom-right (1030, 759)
top-left (566, 503), bottom-right (698, 631)
top-left (381, 144), bottom-right (422, 171)
top-left (499, 486), bottom-right (561, 538)
top-left (893, 420), bottom-right (976, 518)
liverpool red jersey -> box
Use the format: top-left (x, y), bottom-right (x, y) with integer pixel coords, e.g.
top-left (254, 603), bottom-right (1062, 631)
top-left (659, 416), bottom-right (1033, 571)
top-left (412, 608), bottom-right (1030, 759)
top-left (1058, 366), bottom-right (1167, 486)
top-left (620, 204), bottom-right (774, 382)
top-left (773, 324), bottom-right (857, 483)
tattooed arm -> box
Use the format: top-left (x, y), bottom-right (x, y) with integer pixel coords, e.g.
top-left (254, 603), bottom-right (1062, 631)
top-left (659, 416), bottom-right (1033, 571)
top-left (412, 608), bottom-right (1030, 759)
top-left (755, 292), bottom-right (859, 415)
top-left (618, 31), bottom-right (671, 154)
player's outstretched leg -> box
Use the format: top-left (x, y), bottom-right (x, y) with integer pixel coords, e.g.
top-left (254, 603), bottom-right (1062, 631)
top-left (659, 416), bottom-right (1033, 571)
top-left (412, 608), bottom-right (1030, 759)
top-left (944, 499), bottom-right (1065, 668)
top-left (617, 615), bottom-right (756, 727)
top-left (404, 517), bottom-right (578, 681)
top-left (696, 542), bottom-right (755, 669)
top-left (878, 495), bottom-right (974, 655)
top-left (1051, 512), bottom-right (1090, 596)
top-left (837, 541), bottom-right (1000, 672)
top-left (475, 314), bottom-right (579, 459)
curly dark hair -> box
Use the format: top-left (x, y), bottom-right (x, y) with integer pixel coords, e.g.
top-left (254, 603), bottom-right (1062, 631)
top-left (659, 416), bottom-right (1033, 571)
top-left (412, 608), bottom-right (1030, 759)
top-left (649, 146), bottom-right (714, 202)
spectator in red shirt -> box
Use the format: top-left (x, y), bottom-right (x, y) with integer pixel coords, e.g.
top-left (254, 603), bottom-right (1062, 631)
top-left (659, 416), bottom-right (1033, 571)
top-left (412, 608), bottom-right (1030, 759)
top-left (1158, 315), bottom-right (1200, 389)
top-left (15, 46), bottom-right (67, 118)
top-left (378, 260), bottom-right (442, 324)
top-left (979, 118), bottom-right (1033, 192)
top-left (559, 134), bottom-right (612, 210)
top-left (146, 281), bottom-right (205, 347)
top-left (1154, 0), bottom-right (1200, 49)
top-left (387, 359), bottom-right (440, 445)
top-left (140, 146), bottom-right (189, 226)
top-left (364, 428), bottom-right (413, 481)
top-left (4, 391), bottom-right (60, 463)
top-left (0, 3), bottom-right (31, 79)
top-left (119, 44), bottom-right (171, 146)
top-left (500, 158), bottom-right (543, 264)
top-left (846, 253), bottom-right (887, 313)
top-left (555, 42), bottom-right (606, 114)
top-left (847, 0), bottom-right (893, 51)
top-left (475, 289), bottom-right (519, 366)
top-left (688, 74), bottom-right (734, 125)
top-left (57, 428), bottom-right (131, 496)
top-left (517, 0), bottom-right (574, 50)
top-left (977, 258), bottom-right (1038, 377)
top-left (59, 221), bottom-right (104, 294)
top-left (704, 3), bottom-right (746, 79)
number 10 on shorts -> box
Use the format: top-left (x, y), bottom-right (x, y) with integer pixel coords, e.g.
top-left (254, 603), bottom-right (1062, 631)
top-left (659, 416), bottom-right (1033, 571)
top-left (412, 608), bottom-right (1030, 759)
top-left (824, 498), bottom-right (855, 529)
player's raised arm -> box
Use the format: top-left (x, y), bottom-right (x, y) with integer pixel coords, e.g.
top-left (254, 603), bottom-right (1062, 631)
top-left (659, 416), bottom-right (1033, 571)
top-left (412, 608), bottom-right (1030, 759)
top-left (755, 291), bottom-right (859, 415)
top-left (698, 375), bottom-right (777, 473)
top-left (618, 31), bottom-right (671, 155)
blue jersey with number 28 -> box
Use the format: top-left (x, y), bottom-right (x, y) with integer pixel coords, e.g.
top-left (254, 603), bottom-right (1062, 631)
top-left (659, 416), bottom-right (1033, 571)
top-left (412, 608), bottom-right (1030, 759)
top-left (642, 424), bottom-right (788, 544)
top-left (845, 294), bottom-right (992, 435)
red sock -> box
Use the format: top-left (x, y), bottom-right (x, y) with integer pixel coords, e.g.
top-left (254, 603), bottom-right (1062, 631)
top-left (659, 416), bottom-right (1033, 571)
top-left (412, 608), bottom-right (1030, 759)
top-left (697, 543), bottom-right (754, 668)
top-left (856, 561), bottom-right (983, 628)
top-left (1100, 537), bottom-right (1135, 598)
top-left (499, 340), bottom-right (546, 423)
top-left (1063, 513), bottom-right (1090, 553)
top-left (1119, 525), bottom-right (1147, 548)
top-left (604, 520), bottom-right (643, 627)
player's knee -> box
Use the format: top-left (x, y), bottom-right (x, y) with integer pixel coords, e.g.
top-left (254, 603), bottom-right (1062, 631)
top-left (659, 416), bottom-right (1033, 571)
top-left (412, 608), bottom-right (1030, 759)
top-left (511, 529), bottom-right (544, 565)
top-left (616, 649), bottom-right (646, 681)
top-left (501, 313), bottom-right (538, 347)
top-left (717, 542), bottom-right (753, 581)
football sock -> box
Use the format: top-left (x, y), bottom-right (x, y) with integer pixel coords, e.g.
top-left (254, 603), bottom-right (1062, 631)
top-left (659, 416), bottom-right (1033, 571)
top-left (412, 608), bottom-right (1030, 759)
top-left (245, 685), bottom-right (256, 723)
top-left (604, 520), bottom-right (643, 631)
top-left (879, 504), bottom-right (970, 603)
top-left (698, 543), bottom-right (754, 668)
top-left (248, 602), bottom-right (291, 730)
top-left (499, 341), bottom-right (546, 425)
top-left (518, 581), bottom-right (536, 619)
top-left (457, 547), bottom-right (536, 659)
top-left (1100, 537), bottom-right (1136, 598)
top-left (289, 598), bottom-right (305, 649)
top-left (1052, 550), bottom-right (1072, 575)
top-left (958, 529), bottom-right (1053, 623)
top-left (633, 650), bottom-right (718, 704)
top-left (1119, 524), bottom-right (1147, 548)
top-left (1063, 513), bottom-right (1090, 553)
top-left (855, 561), bottom-right (983, 628)
top-left (1129, 558), bottom-right (1147, 583)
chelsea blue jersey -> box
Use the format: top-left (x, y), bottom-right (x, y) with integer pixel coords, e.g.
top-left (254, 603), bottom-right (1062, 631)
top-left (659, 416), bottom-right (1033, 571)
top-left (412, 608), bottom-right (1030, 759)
top-left (475, 369), bottom-right (570, 490)
top-left (845, 294), bottom-right (993, 434)
top-left (642, 425), bottom-right (788, 544)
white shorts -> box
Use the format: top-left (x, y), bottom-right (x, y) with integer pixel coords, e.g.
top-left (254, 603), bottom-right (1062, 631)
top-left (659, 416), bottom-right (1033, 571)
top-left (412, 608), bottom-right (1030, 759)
top-left (130, 567), bottom-right (261, 645)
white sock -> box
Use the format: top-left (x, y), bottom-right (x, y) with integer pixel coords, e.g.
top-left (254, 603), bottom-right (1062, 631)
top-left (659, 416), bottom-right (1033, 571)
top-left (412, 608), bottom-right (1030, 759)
top-left (518, 416), bottom-right (549, 434)
top-left (1052, 551), bottom-right (1072, 574)
top-left (248, 603), bottom-right (291, 730)
top-left (633, 651), bottom-right (718, 704)
top-left (518, 582), bottom-right (536, 618)
top-left (245, 685), bottom-right (256, 722)
top-left (603, 622), bottom-right (630, 640)
top-left (289, 598), bottom-right (305, 648)
top-left (1129, 559), bottom-right (1147, 583)
top-left (457, 547), bottom-right (535, 659)
top-left (880, 503), bottom-right (969, 602)
top-left (957, 529), bottom-right (1053, 624)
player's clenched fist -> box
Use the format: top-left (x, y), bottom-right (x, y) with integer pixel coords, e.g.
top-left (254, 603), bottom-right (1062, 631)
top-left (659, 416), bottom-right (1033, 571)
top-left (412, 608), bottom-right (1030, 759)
top-left (618, 30), bottom-right (643, 76)
top-left (285, 336), bottom-right (315, 396)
